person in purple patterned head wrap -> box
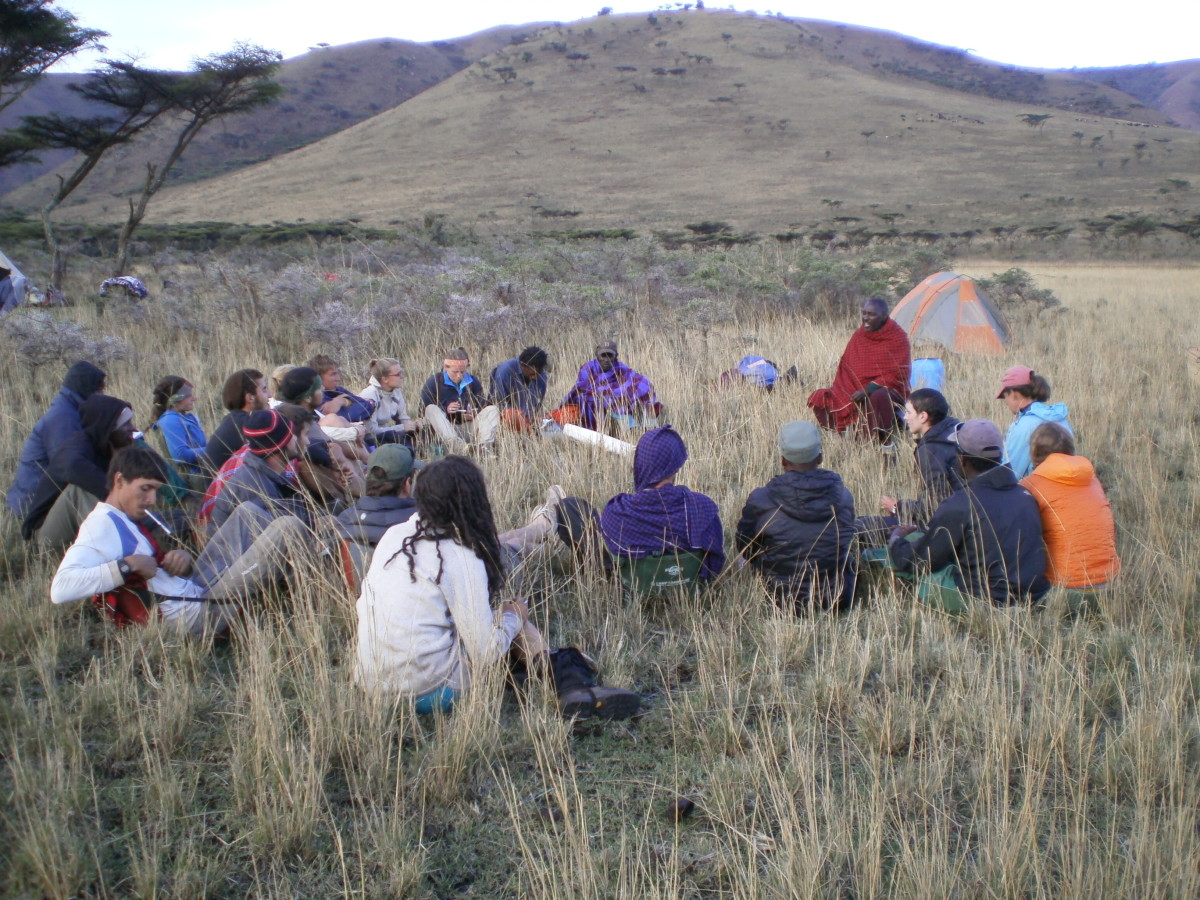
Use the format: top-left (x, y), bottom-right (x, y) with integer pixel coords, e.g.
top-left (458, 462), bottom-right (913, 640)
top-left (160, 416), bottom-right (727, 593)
top-left (599, 426), bottom-right (725, 579)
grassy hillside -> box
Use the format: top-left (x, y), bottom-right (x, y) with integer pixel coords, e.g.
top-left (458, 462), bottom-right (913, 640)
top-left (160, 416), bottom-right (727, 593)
top-left (60, 9), bottom-right (1190, 239)
top-left (0, 26), bottom-right (531, 200)
top-left (1076, 60), bottom-right (1200, 131)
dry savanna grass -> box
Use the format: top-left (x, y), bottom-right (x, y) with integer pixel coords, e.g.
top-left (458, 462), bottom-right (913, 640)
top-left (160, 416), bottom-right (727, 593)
top-left (1, 242), bottom-right (1198, 897)
top-left (20, 10), bottom-right (1199, 238)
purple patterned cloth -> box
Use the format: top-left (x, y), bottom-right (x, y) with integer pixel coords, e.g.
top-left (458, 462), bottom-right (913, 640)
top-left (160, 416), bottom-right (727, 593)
top-left (601, 427), bottom-right (725, 578)
top-left (563, 359), bottom-right (658, 431)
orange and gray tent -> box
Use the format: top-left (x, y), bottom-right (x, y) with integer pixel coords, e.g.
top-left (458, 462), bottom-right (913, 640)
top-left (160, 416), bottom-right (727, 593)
top-left (892, 271), bottom-right (1008, 355)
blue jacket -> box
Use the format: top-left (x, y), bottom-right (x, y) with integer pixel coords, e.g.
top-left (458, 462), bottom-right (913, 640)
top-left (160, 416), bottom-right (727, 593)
top-left (209, 452), bottom-right (312, 531)
top-left (890, 464), bottom-right (1050, 605)
top-left (1005, 402), bottom-right (1072, 478)
top-left (323, 387), bottom-right (375, 423)
top-left (7, 361), bottom-right (106, 518)
top-left (154, 409), bottom-right (208, 472)
top-left (490, 358), bottom-right (547, 418)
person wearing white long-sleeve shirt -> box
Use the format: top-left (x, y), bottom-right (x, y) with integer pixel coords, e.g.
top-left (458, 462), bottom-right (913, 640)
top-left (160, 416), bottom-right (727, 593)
top-left (52, 445), bottom-right (307, 636)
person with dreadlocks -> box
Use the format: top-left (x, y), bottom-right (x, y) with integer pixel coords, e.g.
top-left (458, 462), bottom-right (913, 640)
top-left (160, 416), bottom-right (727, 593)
top-left (807, 298), bottom-right (910, 445)
top-left (354, 455), bottom-right (640, 719)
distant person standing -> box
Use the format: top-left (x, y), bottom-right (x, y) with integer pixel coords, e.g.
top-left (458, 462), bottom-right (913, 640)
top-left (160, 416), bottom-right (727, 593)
top-left (807, 298), bottom-right (910, 444)
top-left (420, 347), bottom-right (499, 452)
top-left (490, 346), bottom-right (551, 433)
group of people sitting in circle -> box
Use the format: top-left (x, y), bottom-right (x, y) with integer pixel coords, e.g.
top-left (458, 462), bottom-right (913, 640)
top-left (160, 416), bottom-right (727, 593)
top-left (6, 296), bottom-right (1119, 718)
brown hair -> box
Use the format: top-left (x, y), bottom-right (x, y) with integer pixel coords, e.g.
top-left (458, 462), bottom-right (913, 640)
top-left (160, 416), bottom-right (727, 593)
top-left (1008, 373), bottom-right (1052, 404)
top-left (1029, 422), bottom-right (1075, 469)
top-left (221, 368), bottom-right (264, 411)
top-left (150, 375), bottom-right (191, 422)
top-left (308, 354), bottom-right (339, 375)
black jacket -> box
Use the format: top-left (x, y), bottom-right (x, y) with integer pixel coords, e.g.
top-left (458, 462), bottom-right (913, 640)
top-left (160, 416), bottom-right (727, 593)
top-left (898, 416), bottom-right (966, 526)
top-left (22, 394), bottom-right (130, 538)
top-left (335, 495), bottom-right (417, 546)
top-left (419, 372), bottom-right (490, 423)
top-left (889, 464), bottom-right (1050, 605)
top-left (736, 468), bottom-right (858, 611)
top-left (205, 410), bottom-right (249, 471)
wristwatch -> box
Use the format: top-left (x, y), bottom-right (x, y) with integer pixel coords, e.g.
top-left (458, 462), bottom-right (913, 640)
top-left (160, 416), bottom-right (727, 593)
top-left (117, 558), bottom-right (133, 582)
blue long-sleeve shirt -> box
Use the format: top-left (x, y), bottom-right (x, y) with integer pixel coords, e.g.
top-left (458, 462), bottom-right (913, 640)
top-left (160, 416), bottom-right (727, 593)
top-left (155, 410), bottom-right (208, 473)
top-left (489, 358), bottom-right (547, 418)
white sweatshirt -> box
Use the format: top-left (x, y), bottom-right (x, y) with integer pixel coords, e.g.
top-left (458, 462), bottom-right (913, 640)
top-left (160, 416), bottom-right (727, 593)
top-left (359, 376), bottom-right (412, 439)
top-left (354, 515), bottom-right (521, 697)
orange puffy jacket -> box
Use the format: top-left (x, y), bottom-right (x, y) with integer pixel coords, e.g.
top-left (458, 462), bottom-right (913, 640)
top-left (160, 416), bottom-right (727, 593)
top-left (1021, 454), bottom-right (1120, 589)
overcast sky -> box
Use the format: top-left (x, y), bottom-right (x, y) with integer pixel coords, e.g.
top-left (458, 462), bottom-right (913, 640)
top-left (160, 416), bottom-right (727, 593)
top-left (56, 0), bottom-right (1198, 73)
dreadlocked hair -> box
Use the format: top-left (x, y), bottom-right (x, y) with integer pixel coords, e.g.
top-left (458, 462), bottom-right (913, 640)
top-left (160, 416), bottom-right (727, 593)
top-left (386, 455), bottom-right (505, 599)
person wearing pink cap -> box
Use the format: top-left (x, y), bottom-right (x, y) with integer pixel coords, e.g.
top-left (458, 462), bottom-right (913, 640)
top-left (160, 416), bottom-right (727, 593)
top-left (996, 365), bottom-right (1073, 478)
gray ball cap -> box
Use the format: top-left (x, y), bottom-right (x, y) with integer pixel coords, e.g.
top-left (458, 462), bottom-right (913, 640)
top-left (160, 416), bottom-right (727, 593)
top-left (952, 418), bottom-right (1004, 461)
top-left (780, 420), bottom-right (822, 464)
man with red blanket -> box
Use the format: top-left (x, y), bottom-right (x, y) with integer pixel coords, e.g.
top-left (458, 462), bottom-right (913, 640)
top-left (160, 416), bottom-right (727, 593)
top-left (808, 298), bottom-right (910, 442)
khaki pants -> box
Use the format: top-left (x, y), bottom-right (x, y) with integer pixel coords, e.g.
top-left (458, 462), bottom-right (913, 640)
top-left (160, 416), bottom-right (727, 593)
top-left (35, 485), bottom-right (100, 554)
top-left (424, 404), bottom-right (500, 451)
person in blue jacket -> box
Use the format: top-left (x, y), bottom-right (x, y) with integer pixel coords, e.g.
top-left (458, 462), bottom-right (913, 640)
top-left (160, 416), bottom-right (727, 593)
top-left (996, 365), bottom-right (1073, 478)
top-left (7, 360), bottom-right (107, 518)
top-left (309, 354), bottom-right (376, 424)
top-left (149, 375), bottom-right (209, 476)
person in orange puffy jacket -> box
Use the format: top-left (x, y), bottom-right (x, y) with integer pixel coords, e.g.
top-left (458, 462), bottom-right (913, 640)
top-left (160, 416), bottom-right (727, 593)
top-left (1020, 423), bottom-right (1120, 590)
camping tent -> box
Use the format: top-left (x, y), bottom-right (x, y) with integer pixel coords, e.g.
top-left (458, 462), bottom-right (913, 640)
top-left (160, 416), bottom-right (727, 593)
top-left (0, 248), bottom-right (27, 316)
top-left (892, 272), bottom-right (1008, 355)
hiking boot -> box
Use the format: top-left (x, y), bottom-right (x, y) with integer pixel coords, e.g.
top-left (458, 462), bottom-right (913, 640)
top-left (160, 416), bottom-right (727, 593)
top-left (550, 647), bottom-right (641, 721)
top-left (559, 685), bottom-right (642, 721)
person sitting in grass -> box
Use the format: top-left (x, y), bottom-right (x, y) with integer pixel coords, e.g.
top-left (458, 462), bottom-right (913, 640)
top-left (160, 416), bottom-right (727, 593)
top-left (354, 455), bottom-right (638, 719)
top-left (600, 425), bottom-right (725, 581)
top-left (148, 375), bottom-right (209, 481)
top-left (51, 445), bottom-right (310, 636)
top-left (205, 368), bottom-right (270, 471)
top-left (1020, 422), bottom-right (1120, 594)
top-left (359, 357), bottom-right (420, 447)
top-left (420, 347), bottom-right (500, 453)
top-left (22, 394), bottom-right (135, 552)
top-left (887, 418), bottom-right (1049, 610)
top-left (309, 353), bottom-right (376, 423)
top-left (807, 298), bottom-right (910, 445)
top-left (208, 408), bottom-right (315, 531)
top-left (996, 365), bottom-right (1073, 479)
top-left (8, 360), bottom-right (107, 519)
top-left (490, 346), bottom-right (551, 433)
top-left (554, 339), bottom-right (661, 433)
top-left (280, 365), bottom-right (365, 498)
top-left (335, 444), bottom-right (423, 583)
top-left (859, 388), bottom-right (964, 546)
top-left (736, 420), bottom-right (858, 612)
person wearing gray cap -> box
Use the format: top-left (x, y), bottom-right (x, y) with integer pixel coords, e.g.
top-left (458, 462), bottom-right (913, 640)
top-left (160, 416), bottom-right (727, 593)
top-left (335, 444), bottom-right (425, 584)
top-left (887, 418), bottom-right (1049, 610)
top-left (735, 420), bottom-right (858, 612)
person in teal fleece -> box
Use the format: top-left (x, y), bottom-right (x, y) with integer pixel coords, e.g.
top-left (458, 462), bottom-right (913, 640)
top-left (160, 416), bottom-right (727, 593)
top-left (150, 375), bottom-right (209, 475)
top-left (996, 365), bottom-right (1073, 479)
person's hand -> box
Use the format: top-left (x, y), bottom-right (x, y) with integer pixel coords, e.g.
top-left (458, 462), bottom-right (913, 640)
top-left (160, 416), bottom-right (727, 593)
top-left (446, 400), bottom-right (461, 415)
top-left (501, 598), bottom-right (529, 623)
top-left (160, 549), bottom-right (193, 576)
top-left (888, 524), bottom-right (919, 544)
top-left (851, 388), bottom-right (866, 403)
top-left (402, 420), bottom-right (419, 433)
top-left (124, 554), bottom-right (158, 579)
top-left (460, 408), bottom-right (476, 422)
top-left (735, 554), bottom-right (748, 570)
top-left (880, 495), bottom-right (899, 515)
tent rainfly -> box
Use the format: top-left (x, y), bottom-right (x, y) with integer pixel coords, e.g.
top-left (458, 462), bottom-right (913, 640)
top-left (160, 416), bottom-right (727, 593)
top-left (891, 271), bottom-right (1009, 355)
top-left (0, 248), bottom-right (27, 316)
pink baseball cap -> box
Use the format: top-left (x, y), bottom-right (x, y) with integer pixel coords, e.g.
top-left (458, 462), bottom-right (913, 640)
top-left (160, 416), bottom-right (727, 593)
top-left (996, 365), bottom-right (1034, 398)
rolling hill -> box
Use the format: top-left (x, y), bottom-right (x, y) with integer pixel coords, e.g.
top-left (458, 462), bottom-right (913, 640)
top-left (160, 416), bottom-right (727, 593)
top-left (4, 10), bottom-right (1198, 239)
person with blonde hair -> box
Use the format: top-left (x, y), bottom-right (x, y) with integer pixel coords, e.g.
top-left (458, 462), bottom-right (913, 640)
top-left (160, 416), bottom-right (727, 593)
top-left (359, 357), bottom-right (419, 446)
top-left (1020, 422), bottom-right (1119, 592)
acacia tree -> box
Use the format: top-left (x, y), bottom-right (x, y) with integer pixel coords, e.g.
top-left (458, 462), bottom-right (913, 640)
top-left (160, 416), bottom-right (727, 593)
top-left (0, 0), bottom-right (105, 166)
top-left (19, 63), bottom-right (176, 286)
top-left (113, 43), bottom-right (282, 274)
